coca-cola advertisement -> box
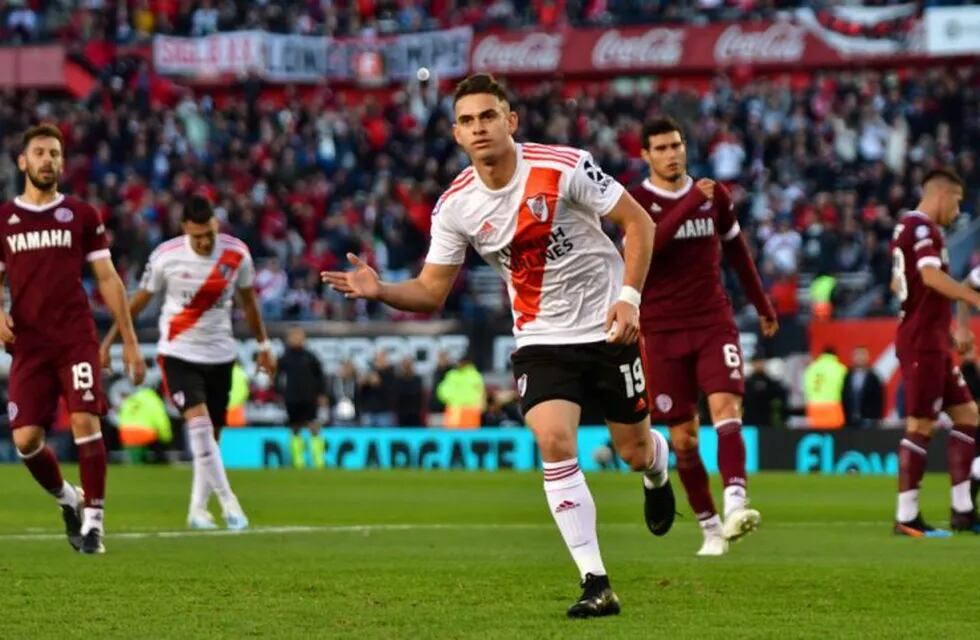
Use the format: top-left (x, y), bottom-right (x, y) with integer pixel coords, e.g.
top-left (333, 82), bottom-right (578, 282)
top-left (472, 18), bottom-right (923, 77)
top-left (471, 32), bottom-right (564, 74)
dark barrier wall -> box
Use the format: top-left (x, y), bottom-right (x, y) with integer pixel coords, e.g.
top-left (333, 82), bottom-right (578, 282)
top-left (759, 429), bottom-right (948, 475)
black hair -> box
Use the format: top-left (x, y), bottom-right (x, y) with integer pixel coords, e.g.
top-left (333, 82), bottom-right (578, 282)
top-left (642, 117), bottom-right (684, 149)
top-left (183, 195), bottom-right (214, 223)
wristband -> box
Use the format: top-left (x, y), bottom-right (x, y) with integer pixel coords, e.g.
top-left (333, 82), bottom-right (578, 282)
top-left (618, 286), bottom-right (641, 308)
top-left (257, 340), bottom-right (273, 353)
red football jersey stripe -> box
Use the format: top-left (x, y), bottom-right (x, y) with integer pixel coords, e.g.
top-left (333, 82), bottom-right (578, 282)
top-left (512, 167), bottom-right (562, 330)
top-left (167, 249), bottom-right (243, 341)
top-left (523, 143), bottom-right (580, 162)
top-left (523, 151), bottom-right (577, 168)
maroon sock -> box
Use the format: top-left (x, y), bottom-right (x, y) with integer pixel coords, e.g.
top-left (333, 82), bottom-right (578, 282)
top-left (716, 419), bottom-right (747, 491)
top-left (675, 447), bottom-right (716, 520)
top-left (898, 432), bottom-right (930, 492)
top-left (76, 434), bottom-right (107, 509)
top-left (19, 444), bottom-right (65, 494)
top-left (948, 424), bottom-right (977, 486)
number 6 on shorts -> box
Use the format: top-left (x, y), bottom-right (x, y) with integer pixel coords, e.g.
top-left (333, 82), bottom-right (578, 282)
top-left (723, 343), bottom-right (741, 369)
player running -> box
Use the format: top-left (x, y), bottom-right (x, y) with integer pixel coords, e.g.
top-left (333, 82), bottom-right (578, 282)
top-left (0, 124), bottom-right (145, 554)
top-left (628, 117), bottom-right (778, 556)
top-left (322, 74), bottom-right (674, 618)
top-left (101, 196), bottom-right (276, 530)
top-left (890, 169), bottom-right (980, 536)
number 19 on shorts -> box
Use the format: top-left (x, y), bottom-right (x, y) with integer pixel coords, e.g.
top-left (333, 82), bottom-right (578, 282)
top-left (619, 358), bottom-right (646, 398)
top-left (72, 362), bottom-right (94, 391)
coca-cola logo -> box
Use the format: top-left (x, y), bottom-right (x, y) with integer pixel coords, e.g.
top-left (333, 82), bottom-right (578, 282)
top-left (472, 33), bottom-right (562, 72)
top-left (591, 28), bottom-right (684, 69)
top-left (714, 23), bottom-right (805, 64)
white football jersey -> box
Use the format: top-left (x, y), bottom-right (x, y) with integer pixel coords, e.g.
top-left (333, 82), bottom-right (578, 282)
top-left (426, 143), bottom-right (626, 348)
top-left (970, 265), bottom-right (980, 290)
top-left (140, 233), bottom-right (255, 364)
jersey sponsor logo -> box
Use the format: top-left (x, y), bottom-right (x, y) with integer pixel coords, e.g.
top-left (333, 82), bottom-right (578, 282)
top-left (526, 194), bottom-right (550, 222)
top-left (649, 201), bottom-right (662, 213)
top-left (674, 217), bottom-right (716, 240)
top-left (655, 393), bottom-right (673, 413)
top-left (499, 226), bottom-right (574, 271)
top-left (54, 207), bottom-right (74, 223)
top-left (5, 229), bottom-right (72, 253)
top-left (7, 214), bottom-right (20, 224)
top-left (517, 373), bottom-right (528, 397)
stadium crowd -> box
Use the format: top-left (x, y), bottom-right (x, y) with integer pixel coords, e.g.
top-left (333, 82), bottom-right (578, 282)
top-left (0, 1), bottom-right (916, 44)
top-left (1, 62), bottom-right (978, 323)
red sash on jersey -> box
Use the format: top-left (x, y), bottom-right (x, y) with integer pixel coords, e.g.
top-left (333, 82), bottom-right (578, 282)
top-left (513, 167), bottom-right (562, 330)
top-left (167, 249), bottom-right (243, 341)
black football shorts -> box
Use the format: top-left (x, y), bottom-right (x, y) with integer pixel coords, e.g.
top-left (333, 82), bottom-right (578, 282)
top-left (510, 341), bottom-right (649, 424)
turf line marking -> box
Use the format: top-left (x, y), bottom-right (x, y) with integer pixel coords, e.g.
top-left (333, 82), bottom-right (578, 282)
top-left (0, 521), bottom-right (887, 542)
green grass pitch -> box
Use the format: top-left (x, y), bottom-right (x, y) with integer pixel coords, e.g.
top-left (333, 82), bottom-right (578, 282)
top-left (0, 467), bottom-right (975, 639)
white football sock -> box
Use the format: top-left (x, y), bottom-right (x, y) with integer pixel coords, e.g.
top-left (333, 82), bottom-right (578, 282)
top-left (723, 485), bottom-right (747, 519)
top-left (189, 462), bottom-right (212, 513)
top-left (543, 458), bottom-right (606, 580)
top-left (699, 514), bottom-right (724, 538)
top-left (52, 480), bottom-right (79, 508)
top-left (971, 456), bottom-right (980, 481)
top-left (642, 428), bottom-right (670, 489)
top-left (81, 507), bottom-right (104, 535)
top-left (187, 416), bottom-right (236, 510)
top-left (896, 489), bottom-right (919, 523)
top-left (952, 481), bottom-right (972, 513)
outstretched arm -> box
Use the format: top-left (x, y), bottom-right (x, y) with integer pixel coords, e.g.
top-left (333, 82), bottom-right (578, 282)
top-left (322, 254), bottom-right (462, 313)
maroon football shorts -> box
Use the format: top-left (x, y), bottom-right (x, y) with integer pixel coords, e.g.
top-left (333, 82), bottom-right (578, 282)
top-left (898, 350), bottom-right (974, 420)
top-left (640, 323), bottom-right (745, 424)
top-left (7, 340), bottom-right (106, 430)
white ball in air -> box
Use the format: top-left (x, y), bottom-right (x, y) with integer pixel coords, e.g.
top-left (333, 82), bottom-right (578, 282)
top-left (417, 67), bottom-right (430, 82)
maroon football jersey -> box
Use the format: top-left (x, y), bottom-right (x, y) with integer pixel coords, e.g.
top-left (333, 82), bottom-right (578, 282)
top-left (889, 210), bottom-right (951, 354)
top-left (0, 194), bottom-right (109, 349)
top-left (629, 177), bottom-right (739, 332)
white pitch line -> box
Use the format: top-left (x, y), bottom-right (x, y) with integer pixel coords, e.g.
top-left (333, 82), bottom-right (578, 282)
top-left (0, 521), bottom-right (888, 542)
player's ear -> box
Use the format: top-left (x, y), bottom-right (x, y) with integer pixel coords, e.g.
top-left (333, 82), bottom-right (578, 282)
top-left (506, 109), bottom-right (518, 135)
top-left (16, 153), bottom-right (26, 172)
top-left (452, 123), bottom-right (462, 146)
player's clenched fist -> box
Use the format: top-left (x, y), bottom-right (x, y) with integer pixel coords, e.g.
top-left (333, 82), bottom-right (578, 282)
top-left (696, 178), bottom-right (715, 200)
top-left (0, 309), bottom-right (14, 344)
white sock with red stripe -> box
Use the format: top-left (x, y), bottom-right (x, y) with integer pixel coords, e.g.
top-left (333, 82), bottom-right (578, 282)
top-left (186, 415), bottom-right (235, 510)
top-left (642, 428), bottom-right (670, 489)
top-left (543, 458), bottom-right (606, 579)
